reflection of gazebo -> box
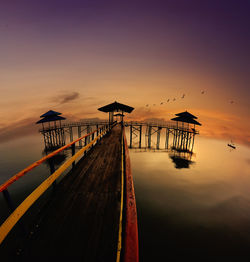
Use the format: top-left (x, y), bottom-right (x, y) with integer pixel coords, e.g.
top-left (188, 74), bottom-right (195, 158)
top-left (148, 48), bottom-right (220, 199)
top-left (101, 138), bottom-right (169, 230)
top-left (169, 153), bottom-right (194, 169)
top-left (98, 101), bottom-right (134, 124)
top-left (171, 111), bottom-right (201, 129)
top-left (36, 110), bottom-right (66, 130)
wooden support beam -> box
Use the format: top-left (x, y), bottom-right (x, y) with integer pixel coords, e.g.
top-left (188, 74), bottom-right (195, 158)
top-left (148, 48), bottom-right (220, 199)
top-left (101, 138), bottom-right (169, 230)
top-left (139, 125), bottom-right (142, 148)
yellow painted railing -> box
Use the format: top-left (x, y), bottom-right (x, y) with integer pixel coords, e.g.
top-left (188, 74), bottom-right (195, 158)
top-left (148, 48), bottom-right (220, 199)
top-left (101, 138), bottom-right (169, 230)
top-left (116, 127), bottom-right (124, 262)
top-left (0, 124), bottom-right (112, 245)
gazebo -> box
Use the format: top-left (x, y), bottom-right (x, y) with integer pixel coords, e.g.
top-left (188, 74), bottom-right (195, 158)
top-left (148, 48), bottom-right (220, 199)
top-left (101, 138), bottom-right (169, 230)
top-left (36, 110), bottom-right (66, 130)
top-left (98, 101), bottom-right (134, 124)
top-left (171, 111), bottom-right (201, 129)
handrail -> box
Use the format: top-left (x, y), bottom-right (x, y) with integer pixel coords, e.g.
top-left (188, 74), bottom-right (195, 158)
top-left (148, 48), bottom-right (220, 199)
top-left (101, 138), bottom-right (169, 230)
top-left (116, 127), bottom-right (124, 262)
top-left (39, 121), bottom-right (110, 132)
top-left (0, 124), bottom-right (109, 192)
top-left (123, 128), bottom-right (139, 262)
top-left (0, 124), bottom-right (112, 245)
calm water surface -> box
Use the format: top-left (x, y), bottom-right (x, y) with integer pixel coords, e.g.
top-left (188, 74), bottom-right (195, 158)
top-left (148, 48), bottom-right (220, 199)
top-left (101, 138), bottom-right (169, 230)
top-left (130, 135), bottom-right (250, 261)
top-left (1, 132), bottom-right (250, 261)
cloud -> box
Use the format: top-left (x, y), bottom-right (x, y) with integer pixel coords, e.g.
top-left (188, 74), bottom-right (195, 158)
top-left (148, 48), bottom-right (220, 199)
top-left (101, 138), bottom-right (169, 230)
top-left (51, 92), bottom-right (80, 105)
top-left (0, 117), bottom-right (38, 144)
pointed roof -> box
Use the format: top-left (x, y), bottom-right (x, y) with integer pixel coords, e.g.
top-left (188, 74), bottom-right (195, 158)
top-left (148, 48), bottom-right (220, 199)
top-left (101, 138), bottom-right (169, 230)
top-left (36, 115), bottom-right (66, 124)
top-left (40, 110), bottom-right (62, 118)
top-left (98, 101), bottom-right (134, 113)
top-left (175, 111), bottom-right (197, 119)
top-left (171, 116), bottom-right (201, 126)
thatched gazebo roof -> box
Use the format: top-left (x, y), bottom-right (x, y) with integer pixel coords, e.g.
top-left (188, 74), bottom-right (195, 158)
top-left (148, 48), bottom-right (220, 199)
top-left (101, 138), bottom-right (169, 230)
top-left (175, 111), bottom-right (197, 119)
top-left (40, 110), bottom-right (62, 118)
top-left (98, 101), bottom-right (134, 113)
top-left (36, 115), bottom-right (66, 124)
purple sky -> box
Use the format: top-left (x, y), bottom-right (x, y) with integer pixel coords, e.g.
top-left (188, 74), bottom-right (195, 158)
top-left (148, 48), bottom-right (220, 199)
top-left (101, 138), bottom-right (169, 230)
top-left (0, 0), bottom-right (249, 145)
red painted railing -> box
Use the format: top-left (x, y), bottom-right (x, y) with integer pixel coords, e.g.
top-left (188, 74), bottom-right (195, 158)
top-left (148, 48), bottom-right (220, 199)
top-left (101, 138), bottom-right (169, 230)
top-left (123, 129), bottom-right (139, 262)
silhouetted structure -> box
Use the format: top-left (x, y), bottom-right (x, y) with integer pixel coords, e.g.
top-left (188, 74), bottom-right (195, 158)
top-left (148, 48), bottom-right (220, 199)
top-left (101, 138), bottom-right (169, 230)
top-left (170, 111), bottom-right (201, 152)
top-left (114, 113), bottom-right (125, 123)
top-left (36, 110), bottom-right (66, 149)
top-left (98, 101), bottom-right (134, 124)
top-left (169, 151), bottom-right (194, 169)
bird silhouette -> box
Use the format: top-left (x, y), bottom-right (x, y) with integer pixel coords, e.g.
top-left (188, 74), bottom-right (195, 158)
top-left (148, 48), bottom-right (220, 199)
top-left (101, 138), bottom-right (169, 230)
top-left (181, 94), bottom-right (185, 99)
top-left (146, 104), bottom-right (149, 107)
top-left (167, 99), bottom-right (170, 102)
top-left (160, 102), bottom-right (164, 105)
top-left (201, 90), bottom-right (205, 94)
top-left (173, 98), bottom-right (176, 101)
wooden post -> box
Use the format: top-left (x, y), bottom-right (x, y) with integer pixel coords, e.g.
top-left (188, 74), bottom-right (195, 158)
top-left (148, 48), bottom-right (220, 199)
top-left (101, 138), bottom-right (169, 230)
top-left (139, 125), bottom-right (142, 148)
top-left (78, 126), bottom-right (82, 147)
top-left (157, 127), bottom-right (161, 149)
top-left (71, 144), bottom-right (75, 169)
top-left (92, 132), bottom-right (94, 148)
top-left (84, 136), bottom-right (87, 156)
top-left (130, 125), bottom-right (132, 148)
top-left (185, 132), bottom-right (189, 151)
top-left (87, 126), bottom-right (91, 143)
top-left (48, 158), bottom-right (57, 188)
top-left (69, 127), bottom-right (73, 142)
top-left (180, 130), bottom-right (184, 150)
top-left (165, 128), bottom-right (169, 149)
top-left (148, 126), bottom-right (152, 148)
top-left (191, 134), bottom-right (195, 152)
top-left (2, 189), bottom-right (15, 212)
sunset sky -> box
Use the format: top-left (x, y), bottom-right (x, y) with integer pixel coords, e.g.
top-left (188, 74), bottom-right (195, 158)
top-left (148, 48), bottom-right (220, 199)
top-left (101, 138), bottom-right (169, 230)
top-left (0, 0), bottom-right (249, 146)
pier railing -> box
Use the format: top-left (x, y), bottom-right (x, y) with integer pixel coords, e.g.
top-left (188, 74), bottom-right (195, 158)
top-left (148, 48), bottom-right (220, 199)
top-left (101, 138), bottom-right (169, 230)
top-left (0, 123), bottom-right (113, 245)
top-left (39, 120), bottom-right (110, 132)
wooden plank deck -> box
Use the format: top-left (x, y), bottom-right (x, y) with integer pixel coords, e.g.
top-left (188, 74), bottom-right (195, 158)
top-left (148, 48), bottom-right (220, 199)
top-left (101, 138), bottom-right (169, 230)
top-left (1, 125), bottom-right (122, 261)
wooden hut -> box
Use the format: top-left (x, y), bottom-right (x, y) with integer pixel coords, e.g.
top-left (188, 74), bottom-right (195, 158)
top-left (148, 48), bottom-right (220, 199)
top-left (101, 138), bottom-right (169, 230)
top-left (98, 101), bottom-right (134, 124)
top-left (171, 111), bottom-right (201, 130)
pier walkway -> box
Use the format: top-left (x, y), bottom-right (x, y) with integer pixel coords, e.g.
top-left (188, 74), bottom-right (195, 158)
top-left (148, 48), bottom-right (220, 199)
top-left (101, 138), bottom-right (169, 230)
top-left (0, 124), bottom-right (138, 261)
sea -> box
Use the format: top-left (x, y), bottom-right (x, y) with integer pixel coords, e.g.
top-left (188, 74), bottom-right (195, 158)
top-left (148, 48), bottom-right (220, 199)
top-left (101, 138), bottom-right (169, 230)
top-left (1, 126), bottom-right (250, 261)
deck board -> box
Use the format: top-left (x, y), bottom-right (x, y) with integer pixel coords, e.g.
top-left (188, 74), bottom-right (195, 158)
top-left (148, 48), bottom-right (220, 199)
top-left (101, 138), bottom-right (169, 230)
top-left (2, 125), bottom-right (122, 261)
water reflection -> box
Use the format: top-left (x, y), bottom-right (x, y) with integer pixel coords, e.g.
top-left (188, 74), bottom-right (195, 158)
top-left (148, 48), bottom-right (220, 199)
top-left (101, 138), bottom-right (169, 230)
top-left (42, 147), bottom-right (68, 172)
top-left (127, 126), bottom-right (197, 169)
top-left (129, 135), bottom-right (250, 261)
top-left (169, 150), bottom-right (194, 169)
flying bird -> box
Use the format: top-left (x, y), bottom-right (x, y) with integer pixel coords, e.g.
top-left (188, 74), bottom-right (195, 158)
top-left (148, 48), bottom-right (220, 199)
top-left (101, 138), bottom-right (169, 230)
top-left (167, 99), bottom-right (170, 102)
top-left (228, 140), bottom-right (236, 149)
top-left (181, 94), bottom-right (185, 99)
top-left (160, 102), bottom-right (164, 105)
top-left (201, 90), bottom-right (205, 94)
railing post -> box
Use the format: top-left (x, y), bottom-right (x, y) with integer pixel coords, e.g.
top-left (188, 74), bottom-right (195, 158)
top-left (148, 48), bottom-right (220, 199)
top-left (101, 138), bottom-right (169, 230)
top-left (71, 143), bottom-right (76, 169)
top-left (165, 128), bottom-right (169, 149)
top-left (91, 132), bottom-right (94, 148)
top-left (139, 125), bottom-right (142, 148)
top-left (78, 126), bottom-right (82, 148)
top-left (130, 125), bottom-right (132, 148)
top-left (49, 158), bottom-right (57, 188)
top-left (84, 136), bottom-right (87, 156)
top-left (157, 127), bottom-right (161, 149)
top-left (2, 189), bottom-right (15, 212)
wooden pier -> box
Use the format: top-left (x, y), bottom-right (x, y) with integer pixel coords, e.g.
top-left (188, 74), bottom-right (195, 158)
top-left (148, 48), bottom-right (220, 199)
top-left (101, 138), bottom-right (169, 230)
top-left (125, 121), bottom-right (198, 151)
top-left (0, 123), bottom-right (139, 262)
top-left (0, 104), bottom-right (201, 261)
